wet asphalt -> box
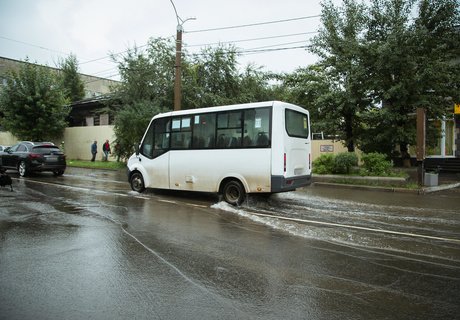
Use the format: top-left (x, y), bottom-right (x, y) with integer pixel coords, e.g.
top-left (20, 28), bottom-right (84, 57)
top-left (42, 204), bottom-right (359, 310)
top-left (0, 167), bottom-right (459, 320)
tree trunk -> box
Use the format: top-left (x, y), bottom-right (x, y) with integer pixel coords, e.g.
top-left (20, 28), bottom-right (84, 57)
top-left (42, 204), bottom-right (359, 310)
top-left (345, 113), bottom-right (355, 152)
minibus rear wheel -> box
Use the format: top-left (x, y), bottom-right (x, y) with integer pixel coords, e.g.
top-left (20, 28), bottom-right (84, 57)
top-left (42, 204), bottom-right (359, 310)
top-left (222, 180), bottom-right (245, 206)
top-left (130, 172), bottom-right (145, 193)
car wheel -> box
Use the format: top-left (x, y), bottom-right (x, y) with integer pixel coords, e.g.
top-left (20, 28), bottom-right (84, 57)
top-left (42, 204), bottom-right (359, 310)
top-left (53, 170), bottom-right (64, 176)
top-left (130, 172), bottom-right (145, 193)
top-left (222, 180), bottom-right (245, 206)
top-left (18, 161), bottom-right (28, 177)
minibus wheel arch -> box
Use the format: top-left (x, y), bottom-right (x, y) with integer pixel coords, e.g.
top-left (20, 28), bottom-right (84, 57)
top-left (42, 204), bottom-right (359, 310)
top-left (130, 170), bottom-right (146, 193)
top-left (220, 178), bottom-right (246, 206)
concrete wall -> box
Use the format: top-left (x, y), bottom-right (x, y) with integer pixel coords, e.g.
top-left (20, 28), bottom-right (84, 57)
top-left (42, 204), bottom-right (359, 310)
top-left (0, 126), bottom-right (117, 161)
top-left (0, 131), bottom-right (17, 147)
top-left (311, 140), bottom-right (350, 161)
top-left (63, 126), bottom-right (116, 161)
top-left (1, 128), bottom-right (351, 162)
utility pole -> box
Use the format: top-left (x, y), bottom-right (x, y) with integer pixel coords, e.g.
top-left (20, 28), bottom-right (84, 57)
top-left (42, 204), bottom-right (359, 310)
top-left (174, 24), bottom-right (183, 111)
top-left (169, 0), bottom-right (195, 111)
top-left (416, 108), bottom-right (426, 187)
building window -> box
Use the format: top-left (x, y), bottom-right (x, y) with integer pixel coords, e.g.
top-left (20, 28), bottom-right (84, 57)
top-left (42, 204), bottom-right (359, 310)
top-left (86, 117), bottom-right (94, 126)
top-left (100, 114), bottom-right (109, 125)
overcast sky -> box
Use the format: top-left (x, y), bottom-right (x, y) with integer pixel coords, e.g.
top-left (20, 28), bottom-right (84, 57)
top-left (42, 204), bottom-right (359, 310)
top-left (0, 0), bottom-right (338, 80)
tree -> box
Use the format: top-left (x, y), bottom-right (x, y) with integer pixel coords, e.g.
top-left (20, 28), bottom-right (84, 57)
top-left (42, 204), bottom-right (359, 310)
top-left (238, 64), bottom-right (277, 103)
top-left (309, 0), bottom-right (370, 151)
top-left (113, 38), bottom-right (176, 107)
top-left (362, 0), bottom-right (460, 156)
top-left (276, 64), bottom-right (344, 137)
top-left (0, 60), bottom-right (70, 141)
top-left (186, 45), bottom-right (241, 108)
top-left (110, 38), bottom-right (275, 158)
top-left (58, 54), bottom-right (85, 102)
top-left (307, 0), bottom-right (459, 157)
top-left (109, 38), bottom-right (176, 158)
top-left (112, 100), bottom-right (167, 160)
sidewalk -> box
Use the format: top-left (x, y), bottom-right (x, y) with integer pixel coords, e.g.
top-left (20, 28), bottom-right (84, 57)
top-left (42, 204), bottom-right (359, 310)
top-left (312, 171), bottom-right (460, 194)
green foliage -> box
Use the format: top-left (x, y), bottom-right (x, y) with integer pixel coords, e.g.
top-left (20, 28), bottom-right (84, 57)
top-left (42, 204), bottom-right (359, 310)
top-left (302, 0), bottom-right (460, 157)
top-left (67, 159), bottom-right (126, 170)
top-left (0, 60), bottom-right (70, 141)
top-left (361, 0), bottom-right (460, 155)
top-left (360, 152), bottom-right (393, 176)
top-left (109, 38), bottom-right (276, 157)
top-left (308, 0), bottom-right (370, 151)
top-left (58, 54), bottom-right (85, 102)
top-left (334, 152), bottom-right (358, 174)
top-left (312, 154), bottom-right (336, 174)
top-left (314, 152), bottom-right (393, 176)
top-left (276, 65), bottom-right (343, 137)
top-left (187, 45), bottom-right (240, 108)
top-left (112, 38), bottom-right (176, 107)
top-left (112, 100), bottom-right (166, 160)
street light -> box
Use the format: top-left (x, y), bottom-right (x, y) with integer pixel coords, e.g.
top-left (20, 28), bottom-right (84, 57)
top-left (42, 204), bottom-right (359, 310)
top-left (169, 0), bottom-right (195, 111)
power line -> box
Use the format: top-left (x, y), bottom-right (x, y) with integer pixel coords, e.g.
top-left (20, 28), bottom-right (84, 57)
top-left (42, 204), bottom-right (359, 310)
top-left (185, 15), bottom-right (321, 34)
top-left (240, 45), bottom-right (309, 55)
top-left (0, 34), bottom-right (116, 68)
top-left (184, 31), bottom-right (318, 48)
top-left (242, 40), bottom-right (310, 51)
top-left (1, 12), bottom-right (320, 78)
top-left (78, 44), bottom-right (150, 65)
top-left (0, 35), bottom-right (70, 57)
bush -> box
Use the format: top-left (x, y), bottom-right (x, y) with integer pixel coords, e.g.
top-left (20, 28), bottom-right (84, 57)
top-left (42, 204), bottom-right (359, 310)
top-left (334, 152), bottom-right (358, 174)
top-left (360, 152), bottom-right (393, 176)
top-left (312, 154), bottom-right (336, 174)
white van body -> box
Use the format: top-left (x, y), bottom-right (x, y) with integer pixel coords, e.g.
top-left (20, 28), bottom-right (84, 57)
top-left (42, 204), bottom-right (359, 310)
top-left (127, 101), bottom-right (311, 204)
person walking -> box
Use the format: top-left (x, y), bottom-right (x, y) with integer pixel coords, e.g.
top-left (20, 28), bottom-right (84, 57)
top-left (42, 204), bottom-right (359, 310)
top-left (102, 139), bottom-right (111, 161)
top-left (91, 141), bottom-right (97, 162)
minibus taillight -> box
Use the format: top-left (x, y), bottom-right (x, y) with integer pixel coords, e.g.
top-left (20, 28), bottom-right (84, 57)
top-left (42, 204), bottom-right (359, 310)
top-left (284, 153), bottom-right (286, 173)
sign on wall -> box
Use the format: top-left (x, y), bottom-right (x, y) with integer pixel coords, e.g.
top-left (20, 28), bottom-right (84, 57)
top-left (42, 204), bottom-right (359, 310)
top-left (320, 145), bottom-right (334, 152)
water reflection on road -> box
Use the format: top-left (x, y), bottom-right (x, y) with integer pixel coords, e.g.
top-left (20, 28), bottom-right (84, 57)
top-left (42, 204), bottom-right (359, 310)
top-left (0, 168), bottom-right (459, 319)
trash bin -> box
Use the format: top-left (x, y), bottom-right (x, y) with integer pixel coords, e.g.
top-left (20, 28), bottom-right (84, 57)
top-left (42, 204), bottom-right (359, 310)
top-left (424, 172), bottom-right (438, 187)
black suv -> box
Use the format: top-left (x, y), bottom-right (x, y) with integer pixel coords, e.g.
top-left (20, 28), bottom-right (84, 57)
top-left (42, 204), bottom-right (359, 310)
top-left (0, 142), bottom-right (66, 177)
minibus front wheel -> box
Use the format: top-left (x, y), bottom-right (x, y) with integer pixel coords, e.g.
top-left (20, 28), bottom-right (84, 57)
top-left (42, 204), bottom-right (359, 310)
top-left (222, 180), bottom-right (245, 206)
top-left (130, 171), bottom-right (145, 193)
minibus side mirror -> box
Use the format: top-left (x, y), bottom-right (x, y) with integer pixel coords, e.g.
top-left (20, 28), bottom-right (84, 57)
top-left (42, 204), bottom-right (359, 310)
top-left (135, 144), bottom-right (140, 156)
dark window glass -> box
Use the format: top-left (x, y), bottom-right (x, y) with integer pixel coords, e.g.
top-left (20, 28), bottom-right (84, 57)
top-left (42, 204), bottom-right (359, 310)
top-left (17, 145), bottom-right (27, 152)
top-left (171, 117), bottom-right (192, 149)
top-left (33, 146), bottom-right (62, 154)
top-left (192, 113), bottom-right (216, 148)
top-left (216, 111), bottom-right (242, 148)
top-left (285, 109), bottom-right (309, 139)
top-left (141, 117), bottom-right (171, 159)
top-left (243, 108), bottom-right (270, 147)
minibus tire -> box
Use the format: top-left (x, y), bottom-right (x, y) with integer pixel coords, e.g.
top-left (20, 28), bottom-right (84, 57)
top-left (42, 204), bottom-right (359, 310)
top-left (130, 172), bottom-right (146, 193)
top-left (222, 180), bottom-right (245, 206)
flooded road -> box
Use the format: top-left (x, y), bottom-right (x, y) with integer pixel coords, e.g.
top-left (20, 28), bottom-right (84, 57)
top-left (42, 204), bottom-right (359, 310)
top-left (0, 168), bottom-right (459, 319)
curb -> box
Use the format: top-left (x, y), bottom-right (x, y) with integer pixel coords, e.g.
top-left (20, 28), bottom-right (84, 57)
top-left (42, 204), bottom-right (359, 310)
top-left (312, 182), bottom-right (418, 193)
top-left (420, 182), bottom-right (460, 194)
top-left (312, 174), bottom-right (460, 194)
top-left (313, 181), bottom-right (460, 194)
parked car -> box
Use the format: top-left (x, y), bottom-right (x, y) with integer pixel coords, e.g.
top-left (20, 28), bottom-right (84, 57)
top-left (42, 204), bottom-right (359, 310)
top-left (0, 145), bottom-right (9, 152)
top-left (0, 141), bottom-right (66, 177)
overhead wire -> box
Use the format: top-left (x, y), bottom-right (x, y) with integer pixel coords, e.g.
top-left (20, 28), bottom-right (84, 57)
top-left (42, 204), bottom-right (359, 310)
top-left (184, 15), bottom-right (321, 33)
top-left (184, 31), bottom-right (317, 48)
top-left (1, 13), bottom-right (320, 79)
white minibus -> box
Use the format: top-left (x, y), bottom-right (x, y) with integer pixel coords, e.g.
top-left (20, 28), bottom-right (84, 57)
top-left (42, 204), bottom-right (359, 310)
top-left (128, 101), bottom-right (311, 205)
